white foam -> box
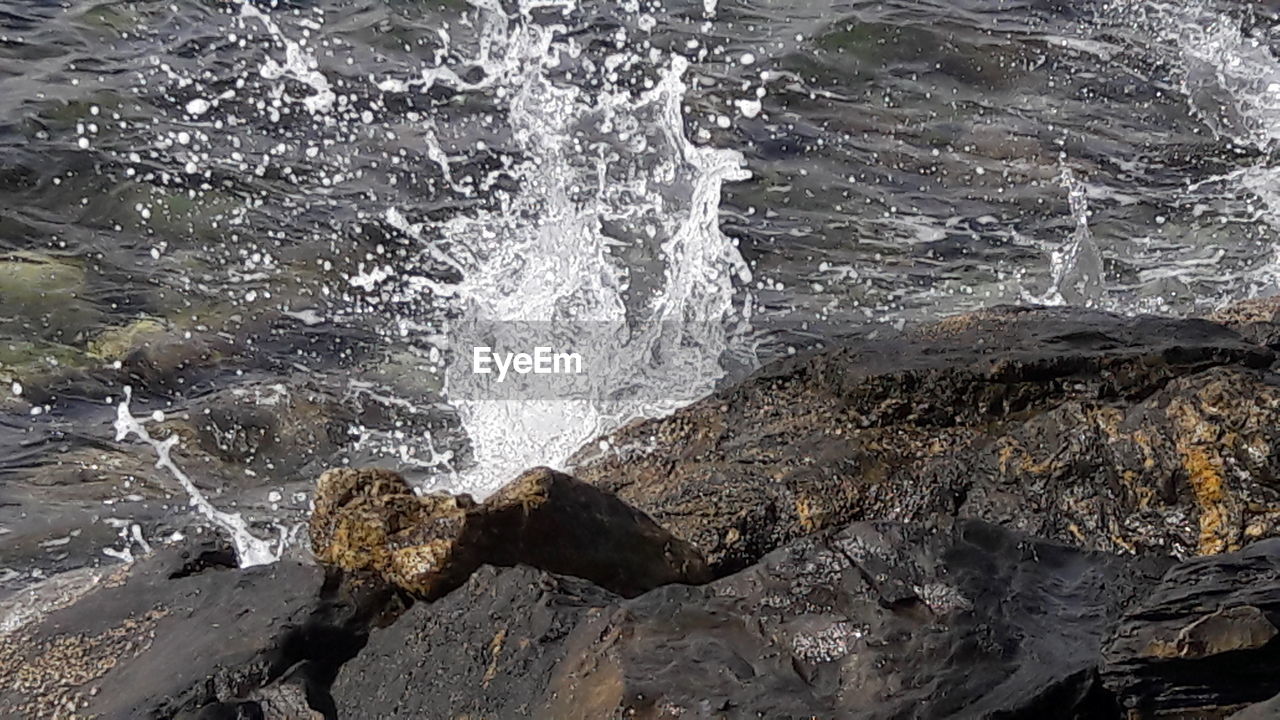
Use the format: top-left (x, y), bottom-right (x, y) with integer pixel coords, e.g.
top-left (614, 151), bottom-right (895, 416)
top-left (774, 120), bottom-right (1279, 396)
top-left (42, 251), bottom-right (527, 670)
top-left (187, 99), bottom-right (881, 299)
top-left (385, 1), bottom-right (757, 495)
top-left (113, 388), bottom-right (281, 567)
top-left (1036, 169), bottom-right (1104, 307)
top-left (1107, 0), bottom-right (1280, 301)
top-left (239, 3), bottom-right (335, 114)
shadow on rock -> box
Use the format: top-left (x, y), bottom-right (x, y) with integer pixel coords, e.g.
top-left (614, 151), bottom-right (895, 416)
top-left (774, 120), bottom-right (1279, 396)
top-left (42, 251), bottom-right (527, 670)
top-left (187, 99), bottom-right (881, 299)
top-left (326, 518), bottom-right (1280, 719)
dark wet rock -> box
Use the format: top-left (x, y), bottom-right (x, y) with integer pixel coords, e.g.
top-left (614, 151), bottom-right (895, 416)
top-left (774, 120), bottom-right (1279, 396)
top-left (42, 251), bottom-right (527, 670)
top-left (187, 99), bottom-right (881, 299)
top-left (180, 660), bottom-right (331, 720)
top-left (569, 306), bottom-right (1279, 571)
top-left (544, 519), bottom-right (1166, 720)
top-left (330, 565), bottom-right (615, 719)
top-left (0, 539), bottom-right (402, 719)
top-left (309, 466), bottom-right (710, 599)
top-left (1102, 539), bottom-right (1280, 718)
top-left (329, 519), bottom-right (1174, 719)
top-left (1230, 691), bottom-right (1280, 720)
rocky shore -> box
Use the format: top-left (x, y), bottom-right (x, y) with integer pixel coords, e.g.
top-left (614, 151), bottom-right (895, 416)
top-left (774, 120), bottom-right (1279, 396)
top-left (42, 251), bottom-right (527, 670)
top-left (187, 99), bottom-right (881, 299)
top-left (4, 304), bottom-right (1280, 719)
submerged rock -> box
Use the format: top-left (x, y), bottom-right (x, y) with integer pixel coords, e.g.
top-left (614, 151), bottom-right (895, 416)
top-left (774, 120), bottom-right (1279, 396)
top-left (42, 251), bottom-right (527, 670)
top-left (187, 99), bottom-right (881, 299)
top-left (0, 251), bottom-right (101, 343)
top-left (0, 338), bottom-right (98, 408)
top-left (0, 540), bottom-right (401, 720)
top-left (0, 446), bottom-right (186, 590)
top-left (309, 466), bottom-right (710, 599)
top-left (87, 318), bottom-right (169, 362)
top-left (569, 306), bottom-right (1279, 571)
top-left (191, 380), bottom-right (356, 477)
top-left (0, 374), bottom-right (356, 589)
top-left (117, 328), bottom-right (226, 395)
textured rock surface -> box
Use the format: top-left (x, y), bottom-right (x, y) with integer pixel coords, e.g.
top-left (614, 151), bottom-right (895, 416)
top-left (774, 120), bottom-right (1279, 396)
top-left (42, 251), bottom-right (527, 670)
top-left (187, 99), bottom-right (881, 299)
top-left (331, 565), bottom-right (615, 719)
top-left (1102, 539), bottom-right (1280, 718)
top-left (21, 520), bottom-right (1278, 720)
top-left (329, 520), bottom-right (1176, 719)
top-left (1208, 296), bottom-right (1280, 349)
top-left (569, 306), bottom-right (1280, 571)
top-left (309, 466), bottom-right (710, 599)
top-left (14, 304), bottom-right (1280, 719)
top-left (546, 519), bottom-right (1169, 720)
top-left (0, 540), bottom-right (401, 719)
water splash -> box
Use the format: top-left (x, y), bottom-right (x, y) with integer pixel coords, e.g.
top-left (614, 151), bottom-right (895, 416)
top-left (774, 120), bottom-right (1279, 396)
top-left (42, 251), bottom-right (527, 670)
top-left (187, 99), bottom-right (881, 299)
top-left (113, 388), bottom-right (282, 567)
top-left (1106, 0), bottom-right (1280, 301)
top-left (380, 0), bottom-right (755, 494)
top-left (1035, 169), bottom-right (1104, 307)
top-left (1103, 1), bottom-right (1279, 148)
top-left (1171, 5), bottom-right (1280, 149)
top-left (103, 0), bottom-right (755, 498)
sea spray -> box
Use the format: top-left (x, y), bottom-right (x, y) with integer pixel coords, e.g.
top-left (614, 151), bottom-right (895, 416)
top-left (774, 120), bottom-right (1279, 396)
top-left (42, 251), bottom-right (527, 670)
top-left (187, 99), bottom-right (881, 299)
top-left (106, 0), bottom-right (757, 500)
top-left (1040, 169), bottom-right (1104, 307)
top-left (113, 387), bottom-right (282, 567)
top-left (426, 4), bottom-right (755, 495)
top-left (1104, 0), bottom-right (1280, 300)
top-left (238, 2), bottom-right (336, 114)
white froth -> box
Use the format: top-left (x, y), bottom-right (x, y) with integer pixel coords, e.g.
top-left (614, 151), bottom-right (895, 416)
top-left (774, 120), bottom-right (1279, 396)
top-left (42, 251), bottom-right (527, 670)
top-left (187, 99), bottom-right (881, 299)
top-left (113, 388), bottom-right (281, 567)
top-left (419, 8), bottom-right (755, 495)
